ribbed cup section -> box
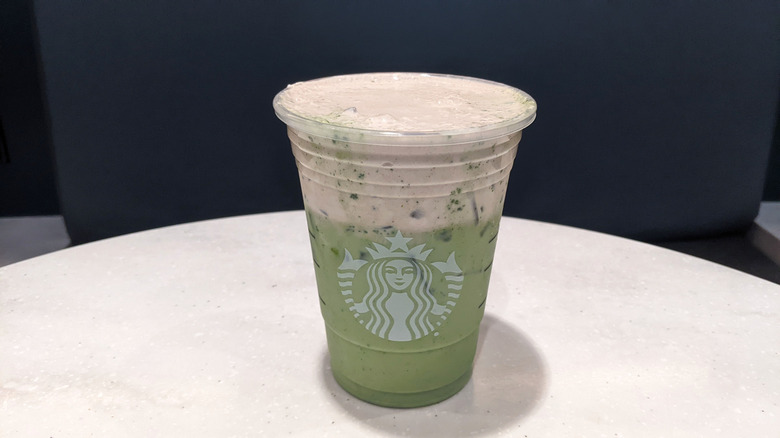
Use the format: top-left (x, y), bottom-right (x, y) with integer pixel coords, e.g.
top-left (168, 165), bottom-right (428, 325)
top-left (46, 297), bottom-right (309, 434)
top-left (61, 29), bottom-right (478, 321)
top-left (290, 128), bottom-right (521, 198)
top-left (289, 127), bottom-right (521, 231)
top-left (288, 128), bottom-right (521, 231)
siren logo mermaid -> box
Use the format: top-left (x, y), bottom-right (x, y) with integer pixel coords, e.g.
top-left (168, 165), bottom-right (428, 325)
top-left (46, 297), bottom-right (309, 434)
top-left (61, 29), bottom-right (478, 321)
top-left (337, 231), bottom-right (463, 342)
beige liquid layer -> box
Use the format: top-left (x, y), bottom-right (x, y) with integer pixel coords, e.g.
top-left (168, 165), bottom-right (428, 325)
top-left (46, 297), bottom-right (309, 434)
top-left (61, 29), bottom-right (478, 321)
top-left (275, 73), bottom-right (536, 133)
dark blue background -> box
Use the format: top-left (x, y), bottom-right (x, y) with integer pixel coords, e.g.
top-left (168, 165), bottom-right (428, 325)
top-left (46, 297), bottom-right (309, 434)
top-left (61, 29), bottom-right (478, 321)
top-left (14, 1), bottom-right (780, 243)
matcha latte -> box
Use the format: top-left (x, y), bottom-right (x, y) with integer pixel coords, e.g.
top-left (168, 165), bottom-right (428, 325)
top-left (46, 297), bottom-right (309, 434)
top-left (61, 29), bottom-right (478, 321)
top-left (274, 73), bottom-right (536, 407)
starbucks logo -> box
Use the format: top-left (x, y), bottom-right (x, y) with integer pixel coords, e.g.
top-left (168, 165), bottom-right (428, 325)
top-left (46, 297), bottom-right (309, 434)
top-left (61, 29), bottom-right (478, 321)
top-left (337, 231), bottom-right (463, 342)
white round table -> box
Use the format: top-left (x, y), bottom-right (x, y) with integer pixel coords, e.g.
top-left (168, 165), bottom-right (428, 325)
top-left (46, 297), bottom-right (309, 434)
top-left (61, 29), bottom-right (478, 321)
top-left (1, 211), bottom-right (778, 436)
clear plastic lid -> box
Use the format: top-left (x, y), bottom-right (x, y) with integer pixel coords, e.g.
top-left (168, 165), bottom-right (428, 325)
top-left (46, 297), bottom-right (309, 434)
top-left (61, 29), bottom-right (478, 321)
top-left (273, 72), bottom-right (537, 145)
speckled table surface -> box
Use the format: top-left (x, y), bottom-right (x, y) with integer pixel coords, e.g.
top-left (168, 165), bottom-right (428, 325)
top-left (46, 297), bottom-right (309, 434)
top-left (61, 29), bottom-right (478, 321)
top-left (1, 211), bottom-right (778, 437)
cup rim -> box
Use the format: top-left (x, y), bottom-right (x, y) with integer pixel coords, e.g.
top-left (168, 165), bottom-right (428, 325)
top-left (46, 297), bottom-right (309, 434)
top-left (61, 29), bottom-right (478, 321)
top-left (273, 72), bottom-right (537, 145)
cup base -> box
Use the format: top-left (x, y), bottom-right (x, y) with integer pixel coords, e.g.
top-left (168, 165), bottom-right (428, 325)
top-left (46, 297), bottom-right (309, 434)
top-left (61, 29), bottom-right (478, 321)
top-left (331, 366), bottom-right (472, 408)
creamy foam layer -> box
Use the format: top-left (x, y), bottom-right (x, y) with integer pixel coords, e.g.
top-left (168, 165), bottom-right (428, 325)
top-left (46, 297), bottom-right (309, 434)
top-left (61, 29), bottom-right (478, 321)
top-left (276, 72), bottom-right (535, 232)
top-left (275, 73), bottom-right (536, 134)
top-left (291, 129), bottom-right (520, 232)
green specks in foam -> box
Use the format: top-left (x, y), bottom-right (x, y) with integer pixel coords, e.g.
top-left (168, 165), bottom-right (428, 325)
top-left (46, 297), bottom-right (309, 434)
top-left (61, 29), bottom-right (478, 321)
top-left (435, 228), bottom-right (453, 242)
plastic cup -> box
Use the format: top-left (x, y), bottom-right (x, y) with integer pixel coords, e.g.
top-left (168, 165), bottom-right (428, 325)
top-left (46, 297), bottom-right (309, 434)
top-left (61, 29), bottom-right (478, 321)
top-left (273, 73), bottom-right (536, 407)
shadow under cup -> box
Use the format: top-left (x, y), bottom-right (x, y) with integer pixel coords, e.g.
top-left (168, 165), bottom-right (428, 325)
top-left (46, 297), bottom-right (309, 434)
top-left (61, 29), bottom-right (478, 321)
top-left (275, 74), bottom-right (536, 408)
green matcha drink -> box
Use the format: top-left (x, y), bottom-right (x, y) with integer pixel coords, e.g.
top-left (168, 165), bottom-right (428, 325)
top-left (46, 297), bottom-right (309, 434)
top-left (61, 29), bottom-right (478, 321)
top-left (273, 73), bottom-right (536, 407)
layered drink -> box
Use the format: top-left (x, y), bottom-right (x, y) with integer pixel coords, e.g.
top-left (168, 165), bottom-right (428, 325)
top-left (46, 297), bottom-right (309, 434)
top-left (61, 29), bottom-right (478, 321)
top-left (273, 73), bottom-right (536, 407)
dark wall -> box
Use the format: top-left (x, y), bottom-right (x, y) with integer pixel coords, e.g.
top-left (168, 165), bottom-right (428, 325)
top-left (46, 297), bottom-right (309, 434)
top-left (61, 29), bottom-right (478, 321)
top-left (764, 105), bottom-right (780, 201)
top-left (30, 1), bottom-right (780, 243)
top-left (0, 0), bottom-right (59, 215)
